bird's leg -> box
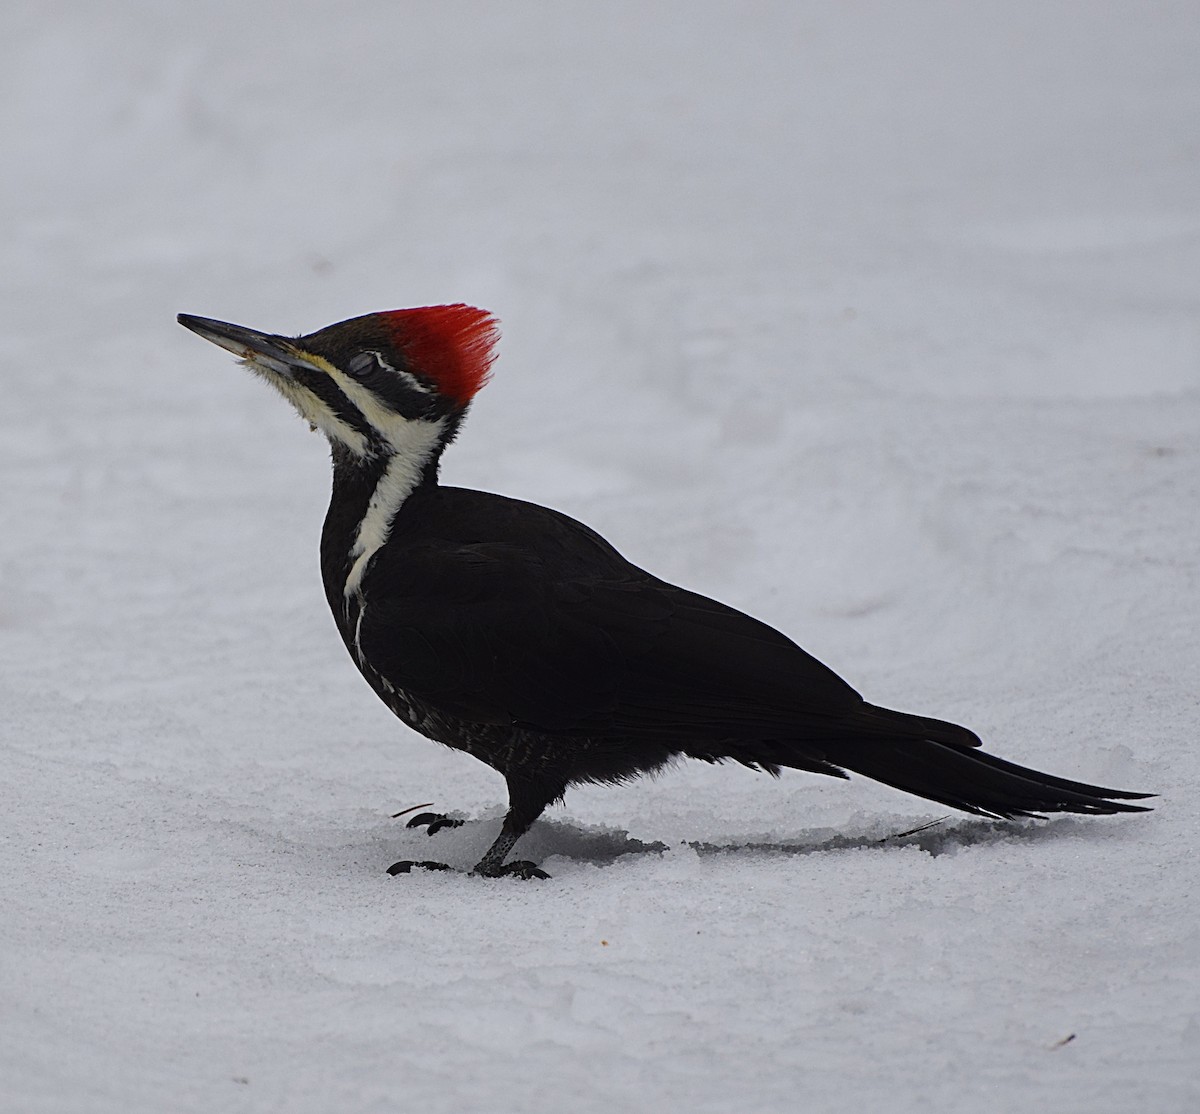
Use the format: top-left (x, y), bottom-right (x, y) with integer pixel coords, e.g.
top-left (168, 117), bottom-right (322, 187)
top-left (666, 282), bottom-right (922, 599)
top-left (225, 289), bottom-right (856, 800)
top-left (470, 777), bottom-right (558, 880)
top-left (387, 777), bottom-right (558, 880)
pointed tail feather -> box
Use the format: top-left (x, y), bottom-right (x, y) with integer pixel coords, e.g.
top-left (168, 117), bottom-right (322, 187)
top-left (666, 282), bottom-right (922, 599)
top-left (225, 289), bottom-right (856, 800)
top-left (827, 736), bottom-right (1153, 819)
top-left (806, 704), bottom-right (1153, 820)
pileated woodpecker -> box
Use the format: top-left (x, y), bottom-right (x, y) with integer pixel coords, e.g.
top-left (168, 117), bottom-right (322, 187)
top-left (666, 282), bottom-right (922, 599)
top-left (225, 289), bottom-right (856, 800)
top-left (178, 305), bottom-right (1151, 879)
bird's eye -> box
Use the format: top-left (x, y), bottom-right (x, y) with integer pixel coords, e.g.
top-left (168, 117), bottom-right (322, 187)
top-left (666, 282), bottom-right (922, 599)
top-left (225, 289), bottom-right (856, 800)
top-left (343, 349), bottom-right (440, 417)
top-left (347, 351), bottom-right (387, 378)
top-left (346, 350), bottom-right (433, 396)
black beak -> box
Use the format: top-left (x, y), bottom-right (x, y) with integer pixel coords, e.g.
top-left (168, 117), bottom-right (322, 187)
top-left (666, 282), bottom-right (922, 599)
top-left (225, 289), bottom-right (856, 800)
top-left (177, 313), bottom-right (305, 375)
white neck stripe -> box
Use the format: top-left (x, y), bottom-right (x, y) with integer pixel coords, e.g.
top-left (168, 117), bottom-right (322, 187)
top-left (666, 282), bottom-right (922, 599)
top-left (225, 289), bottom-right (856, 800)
top-left (343, 418), bottom-right (444, 599)
top-left (248, 350), bottom-right (448, 600)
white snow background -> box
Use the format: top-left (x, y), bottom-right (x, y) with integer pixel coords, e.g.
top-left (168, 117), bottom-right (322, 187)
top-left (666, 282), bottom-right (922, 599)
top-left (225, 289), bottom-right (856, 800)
top-left (2, 2), bottom-right (1198, 1111)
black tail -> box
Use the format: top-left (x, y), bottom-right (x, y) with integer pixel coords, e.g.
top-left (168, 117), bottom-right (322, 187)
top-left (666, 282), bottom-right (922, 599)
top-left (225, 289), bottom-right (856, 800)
top-left (818, 704), bottom-right (1154, 820)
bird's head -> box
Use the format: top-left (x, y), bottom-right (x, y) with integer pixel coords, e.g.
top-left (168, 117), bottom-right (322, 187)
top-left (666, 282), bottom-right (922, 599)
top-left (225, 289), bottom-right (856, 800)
top-left (177, 305), bottom-right (499, 467)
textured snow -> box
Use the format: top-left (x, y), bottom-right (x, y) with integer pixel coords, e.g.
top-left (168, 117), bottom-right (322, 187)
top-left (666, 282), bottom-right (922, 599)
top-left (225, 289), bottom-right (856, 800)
top-left (2, 2), bottom-right (1198, 1112)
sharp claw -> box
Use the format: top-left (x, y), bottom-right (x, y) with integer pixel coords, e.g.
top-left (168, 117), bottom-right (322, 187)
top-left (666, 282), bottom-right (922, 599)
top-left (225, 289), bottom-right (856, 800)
top-left (405, 812), bottom-right (465, 835)
top-left (425, 816), bottom-right (464, 836)
top-left (389, 859), bottom-right (549, 879)
top-left (386, 860), bottom-right (452, 875)
top-left (405, 812), bottom-right (442, 829)
top-left (479, 860), bottom-right (550, 880)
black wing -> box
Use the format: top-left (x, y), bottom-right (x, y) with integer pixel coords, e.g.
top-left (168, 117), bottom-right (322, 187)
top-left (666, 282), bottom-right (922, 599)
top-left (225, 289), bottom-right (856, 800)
top-left (358, 534), bottom-right (862, 742)
top-left (357, 488), bottom-right (1152, 816)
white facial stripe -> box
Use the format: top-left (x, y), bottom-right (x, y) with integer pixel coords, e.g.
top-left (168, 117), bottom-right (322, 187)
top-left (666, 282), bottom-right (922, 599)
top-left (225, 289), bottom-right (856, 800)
top-left (244, 360), bottom-right (370, 456)
top-left (322, 364), bottom-right (429, 456)
top-left (325, 356), bottom-right (447, 597)
top-left (343, 417), bottom-right (445, 599)
top-left (391, 367), bottom-right (431, 394)
top-left (247, 350), bottom-right (445, 599)
top-left (354, 350), bottom-right (434, 396)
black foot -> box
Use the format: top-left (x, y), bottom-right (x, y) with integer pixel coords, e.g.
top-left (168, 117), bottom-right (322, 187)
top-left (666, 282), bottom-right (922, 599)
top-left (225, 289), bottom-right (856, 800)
top-left (405, 812), bottom-right (465, 837)
top-left (386, 859), bottom-right (452, 876)
top-left (475, 860), bottom-right (551, 881)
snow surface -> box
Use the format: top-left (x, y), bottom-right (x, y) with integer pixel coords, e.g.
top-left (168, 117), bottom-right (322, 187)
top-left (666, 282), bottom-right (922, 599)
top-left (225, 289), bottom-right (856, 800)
top-left (2, 2), bottom-right (1198, 1111)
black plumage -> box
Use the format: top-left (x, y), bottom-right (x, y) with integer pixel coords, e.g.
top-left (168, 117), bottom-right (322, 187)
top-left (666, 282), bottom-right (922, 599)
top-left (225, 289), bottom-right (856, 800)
top-left (179, 306), bottom-right (1152, 879)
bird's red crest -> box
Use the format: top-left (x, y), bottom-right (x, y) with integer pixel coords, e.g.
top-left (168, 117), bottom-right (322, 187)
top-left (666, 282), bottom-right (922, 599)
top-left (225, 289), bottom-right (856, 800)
top-left (377, 304), bottom-right (499, 405)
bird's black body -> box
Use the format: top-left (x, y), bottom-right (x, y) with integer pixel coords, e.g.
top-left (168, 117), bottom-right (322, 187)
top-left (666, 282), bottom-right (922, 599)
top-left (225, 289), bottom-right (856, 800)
top-left (179, 305), bottom-right (1151, 879)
